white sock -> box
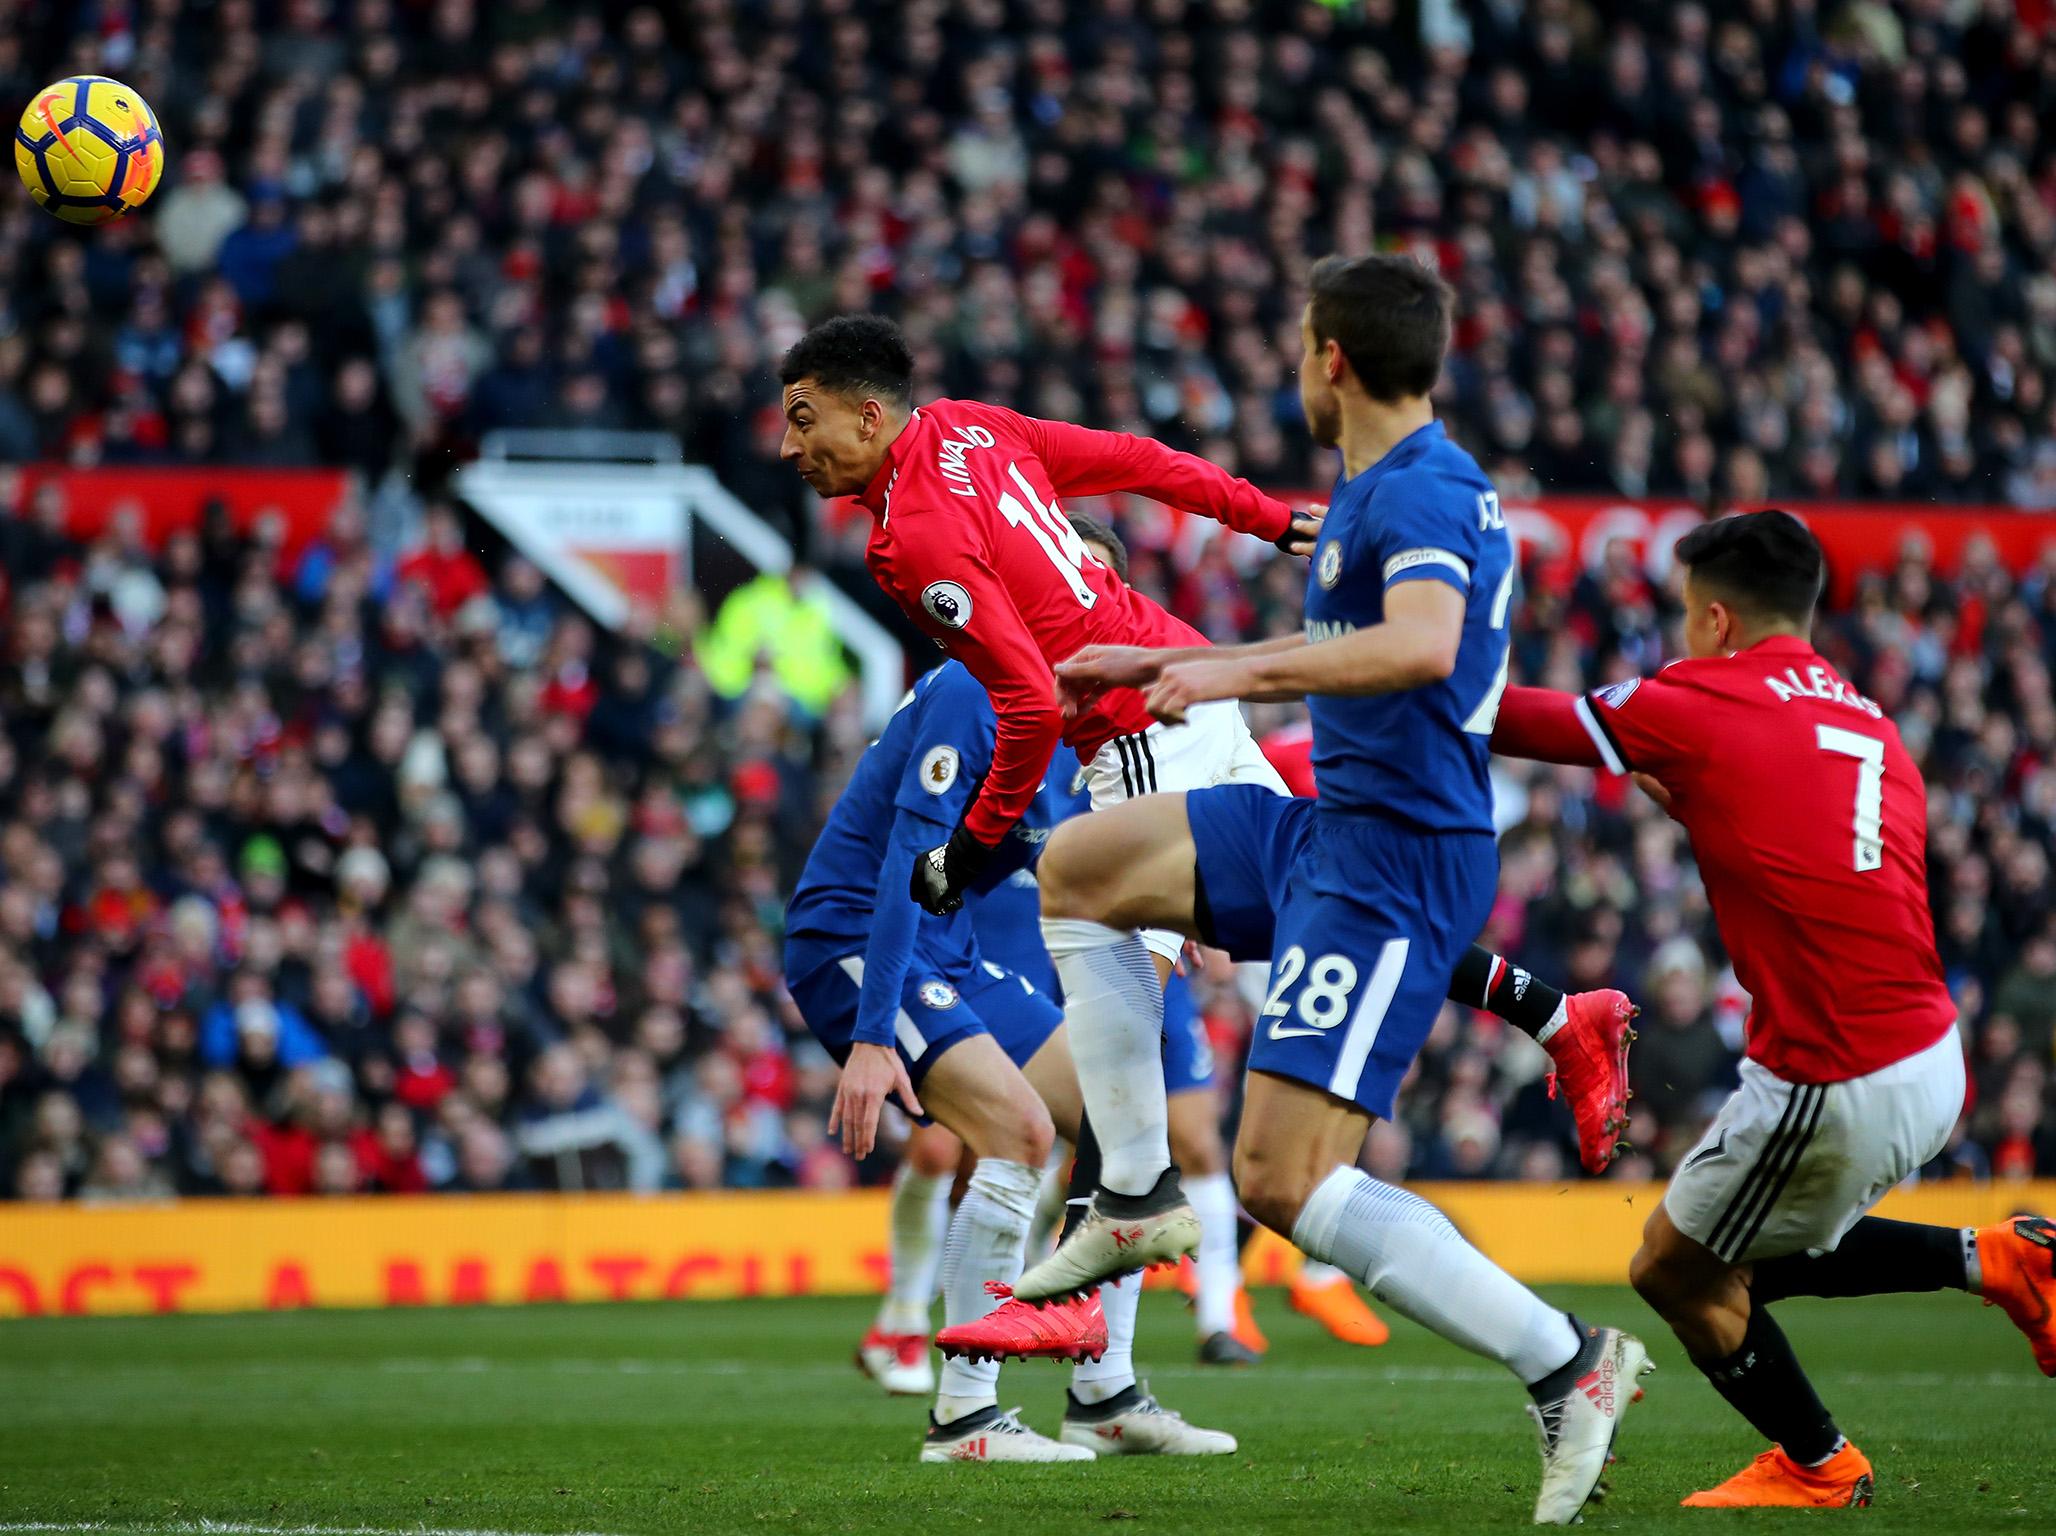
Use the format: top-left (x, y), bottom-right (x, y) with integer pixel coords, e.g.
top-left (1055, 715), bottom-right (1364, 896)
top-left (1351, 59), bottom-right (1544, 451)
top-left (880, 1163), bottom-right (951, 1335)
top-left (1804, 1434), bottom-right (1849, 1468)
top-left (1188, 1171), bottom-right (1242, 1336)
top-left (1070, 1268), bottom-right (1139, 1404)
top-left (935, 1157), bottom-right (1041, 1408)
top-left (1535, 997), bottom-right (1570, 1047)
top-left (1297, 1260), bottom-right (1347, 1288)
top-left (1026, 1140), bottom-right (1069, 1260)
top-left (1292, 1166), bottom-right (1579, 1384)
top-left (1962, 1227), bottom-right (1983, 1293)
top-left (1042, 917), bottom-right (1169, 1196)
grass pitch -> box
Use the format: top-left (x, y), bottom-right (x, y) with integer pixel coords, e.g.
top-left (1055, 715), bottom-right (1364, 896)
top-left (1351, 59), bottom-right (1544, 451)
top-left (2, 1284), bottom-right (2046, 1535)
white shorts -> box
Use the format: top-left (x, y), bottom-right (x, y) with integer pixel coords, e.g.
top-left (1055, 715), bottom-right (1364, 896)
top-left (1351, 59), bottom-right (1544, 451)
top-left (1664, 1026), bottom-right (1964, 1265)
top-left (1078, 699), bottom-right (1288, 963)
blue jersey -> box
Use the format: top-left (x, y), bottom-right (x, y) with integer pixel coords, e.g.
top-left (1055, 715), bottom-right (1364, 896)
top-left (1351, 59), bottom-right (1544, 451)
top-left (1303, 421), bottom-right (1512, 832)
top-left (786, 661), bottom-right (1074, 1048)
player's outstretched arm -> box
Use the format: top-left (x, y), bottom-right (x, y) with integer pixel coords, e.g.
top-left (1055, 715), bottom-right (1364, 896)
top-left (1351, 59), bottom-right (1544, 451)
top-left (1489, 686), bottom-right (1608, 767)
top-left (1024, 413), bottom-right (1320, 553)
top-left (1144, 582), bottom-right (1461, 724)
top-left (1054, 634), bottom-right (1305, 719)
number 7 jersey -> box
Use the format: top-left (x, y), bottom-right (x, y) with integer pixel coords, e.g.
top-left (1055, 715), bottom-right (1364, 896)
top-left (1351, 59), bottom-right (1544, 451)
top-left (1575, 635), bottom-right (1956, 1083)
top-left (858, 397), bottom-right (1294, 846)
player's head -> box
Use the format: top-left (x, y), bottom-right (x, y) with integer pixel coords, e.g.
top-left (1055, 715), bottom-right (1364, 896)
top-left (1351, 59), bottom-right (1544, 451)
top-left (778, 315), bottom-right (915, 496)
top-left (1674, 509), bottom-right (1826, 657)
top-left (1298, 254), bottom-right (1451, 446)
top-left (1066, 511), bottom-right (1127, 583)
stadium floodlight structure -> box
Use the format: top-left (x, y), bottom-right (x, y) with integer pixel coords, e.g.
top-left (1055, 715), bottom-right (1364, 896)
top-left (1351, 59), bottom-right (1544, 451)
top-left (456, 428), bottom-right (904, 730)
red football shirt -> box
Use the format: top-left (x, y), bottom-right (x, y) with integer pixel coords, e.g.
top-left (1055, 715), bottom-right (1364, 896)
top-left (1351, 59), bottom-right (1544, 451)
top-left (859, 399), bottom-right (1294, 845)
top-left (1501, 636), bottom-right (1954, 1084)
top-left (1258, 718), bottom-right (1317, 799)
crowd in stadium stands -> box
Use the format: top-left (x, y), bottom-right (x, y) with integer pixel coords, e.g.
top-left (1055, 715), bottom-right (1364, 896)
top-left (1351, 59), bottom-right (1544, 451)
top-left (2, 0), bottom-right (2056, 511)
top-left (2, 0), bottom-right (2056, 1200)
top-left (1, 482), bottom-right (2052, 1201)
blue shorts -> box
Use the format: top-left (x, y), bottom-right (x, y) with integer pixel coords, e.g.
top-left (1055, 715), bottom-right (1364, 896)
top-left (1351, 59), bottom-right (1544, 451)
top-left (1162, 969), bottom-right (1215, 1096)
top-left (1186, 786), bottom-right (1495, 1121)
top-left (784, 944), bottom-right (1064, 1101)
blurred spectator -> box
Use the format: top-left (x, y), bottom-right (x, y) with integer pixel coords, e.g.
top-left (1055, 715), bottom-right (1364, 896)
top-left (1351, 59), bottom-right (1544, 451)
top-left (2, 0), bottom-right (2054, 1207)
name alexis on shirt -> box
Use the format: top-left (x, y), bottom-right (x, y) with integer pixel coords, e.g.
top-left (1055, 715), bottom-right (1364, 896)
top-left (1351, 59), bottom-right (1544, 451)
top-left (937, 424), bottom-right (995, 497)
top-left (1763, 663), bottom-right (1883, 718)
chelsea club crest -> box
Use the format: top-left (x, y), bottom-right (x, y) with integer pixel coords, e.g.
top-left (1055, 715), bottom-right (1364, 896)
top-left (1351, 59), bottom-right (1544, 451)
top-left (1317, 541), bottom-right (1342, 589)
top-left (918, 980), bottom-right (959, 1010)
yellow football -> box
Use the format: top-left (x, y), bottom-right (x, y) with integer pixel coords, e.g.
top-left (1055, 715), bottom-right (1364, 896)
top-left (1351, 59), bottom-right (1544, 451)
top-left (14, 76), bottom-right (166, 225)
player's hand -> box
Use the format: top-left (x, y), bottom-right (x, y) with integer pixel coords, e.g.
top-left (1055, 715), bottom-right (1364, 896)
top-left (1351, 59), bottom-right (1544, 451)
top-left (1275, 503), bottom-right (1325, 559)
top-left (910, 821), bottom-right (998, 915)
top-left (828, 1042), bottom-right (920, 1160)
top-left (1144, 657), bottom-right (1248, 727)
top-left (1632, 772), bottom-right (1676, 816)
top-left (1055, 645), bottom-right (1169, 718)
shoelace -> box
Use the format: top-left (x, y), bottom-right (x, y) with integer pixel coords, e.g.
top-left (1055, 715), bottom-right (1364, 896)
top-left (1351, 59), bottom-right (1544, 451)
top-left (1524, 1398), bottom-right (1567, 1457)
top-left (988, 1407), bottom-right (1032, 1435)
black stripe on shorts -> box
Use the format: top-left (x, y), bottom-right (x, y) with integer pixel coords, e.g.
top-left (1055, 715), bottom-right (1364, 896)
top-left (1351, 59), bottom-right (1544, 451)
top-left (1705, 1085), bottom-right (1809, 1258)
top-left (1727, 1086), bottom-right (1828, 1262)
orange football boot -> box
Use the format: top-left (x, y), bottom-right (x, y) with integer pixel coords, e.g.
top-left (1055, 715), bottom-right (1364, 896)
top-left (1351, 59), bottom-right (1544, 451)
top-left (1288, 1269), bottom-right (1389, 1347)
top-left (1682, 1443), bottom-right (1875, 1508)
top-left (1231, 1286), bottom-right (1270, 1354)
top-left (1976, 1214), bottom-right (2056, 1375)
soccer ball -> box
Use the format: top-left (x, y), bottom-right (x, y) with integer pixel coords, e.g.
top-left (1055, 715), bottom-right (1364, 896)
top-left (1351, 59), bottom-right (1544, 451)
top-left (14, 76), bottom-right (165, 225)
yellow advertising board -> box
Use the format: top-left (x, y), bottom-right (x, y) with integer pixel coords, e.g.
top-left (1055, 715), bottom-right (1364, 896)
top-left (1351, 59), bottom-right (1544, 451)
top-left (2, 1181), bottom-right (2047, 1318)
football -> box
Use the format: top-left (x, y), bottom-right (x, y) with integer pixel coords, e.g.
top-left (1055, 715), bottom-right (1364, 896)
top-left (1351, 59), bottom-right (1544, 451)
top-left (13, 75), bottom-right (165, 224)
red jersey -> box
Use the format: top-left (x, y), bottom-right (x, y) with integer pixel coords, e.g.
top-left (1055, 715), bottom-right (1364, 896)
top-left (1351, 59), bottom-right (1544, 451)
top-left (859, 398), bottom-right (1294, 845)
top-left (1498, 636), bottom-right (1954, 1084)
top-left (1258, 719), bottom-right (1317, 799)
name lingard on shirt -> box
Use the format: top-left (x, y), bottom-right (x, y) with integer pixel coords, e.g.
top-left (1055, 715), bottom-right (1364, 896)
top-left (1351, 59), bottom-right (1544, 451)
top-left (1762, 663), bottom-right (1883, 719)
top-left (936, 424), bottom-right (995, 497)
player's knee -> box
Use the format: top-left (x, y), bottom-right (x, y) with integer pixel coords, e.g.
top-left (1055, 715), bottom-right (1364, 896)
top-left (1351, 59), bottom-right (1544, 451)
top-left (1035, 822), bottom-right (1105, 924)
top-left (1629, 1242), bottom-right (1686, 1313)
top-left (1169, 1106), bottom-right (1225, 1176)
top-left (962, 1088), bottom-right (1054, 1168)
top-left (1231, 1141), bottom-right (1308, 1237)
top-left (906, 1126), bottom-right (961, 1178)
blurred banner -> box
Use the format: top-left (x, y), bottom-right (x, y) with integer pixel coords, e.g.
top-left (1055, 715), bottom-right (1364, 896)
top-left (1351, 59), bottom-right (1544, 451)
top-left (14, 465), bottom-right (353, 555)
top-left (1493, 496), bottom-right (2056, 604)
top-left (4, 1181), bottom-right (2048, 1318)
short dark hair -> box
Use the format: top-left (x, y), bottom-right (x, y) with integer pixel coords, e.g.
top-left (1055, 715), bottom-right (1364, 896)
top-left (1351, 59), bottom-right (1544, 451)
top-left (777, 315), bottom-right (914, 406)
top-left (1066, 511), bottom-right (1127, 582)
top-left (1307, 254), bottom-right (1452, 402)
top-left (1674, 509), bottom-right (1825, 626)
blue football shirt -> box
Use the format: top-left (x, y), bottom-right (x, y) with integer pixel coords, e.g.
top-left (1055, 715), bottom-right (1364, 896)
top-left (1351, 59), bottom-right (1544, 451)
top-left (1302, 421), bottom-right (1513, 832)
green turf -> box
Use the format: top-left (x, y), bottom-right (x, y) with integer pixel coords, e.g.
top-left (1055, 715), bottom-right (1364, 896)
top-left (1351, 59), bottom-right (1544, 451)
top-left (1, 1285), bottom-right (2045, 1534)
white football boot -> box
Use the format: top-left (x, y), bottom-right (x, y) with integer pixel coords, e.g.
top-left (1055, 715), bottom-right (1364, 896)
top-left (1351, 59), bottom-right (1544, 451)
top-left (920, 1404), bottom-right (1097, 1462)
top-left (1529, 1326), bottom-right (1653, 1524)
top-left (1012, 1172), bottom-right (1201, 1302)
top-left (1060, 1384), bottom-right (1237, 1456)
top-left (856, 1326), bottom-right (935, 1396)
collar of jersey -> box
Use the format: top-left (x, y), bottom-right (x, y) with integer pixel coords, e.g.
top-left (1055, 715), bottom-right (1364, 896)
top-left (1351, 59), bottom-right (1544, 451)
top-left (1735, 634), bottom-right (1814, 658)
top-left (1344, 419), bottom-right (1444, 487)
top-left (859, 407), bottom-right (926, 520)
